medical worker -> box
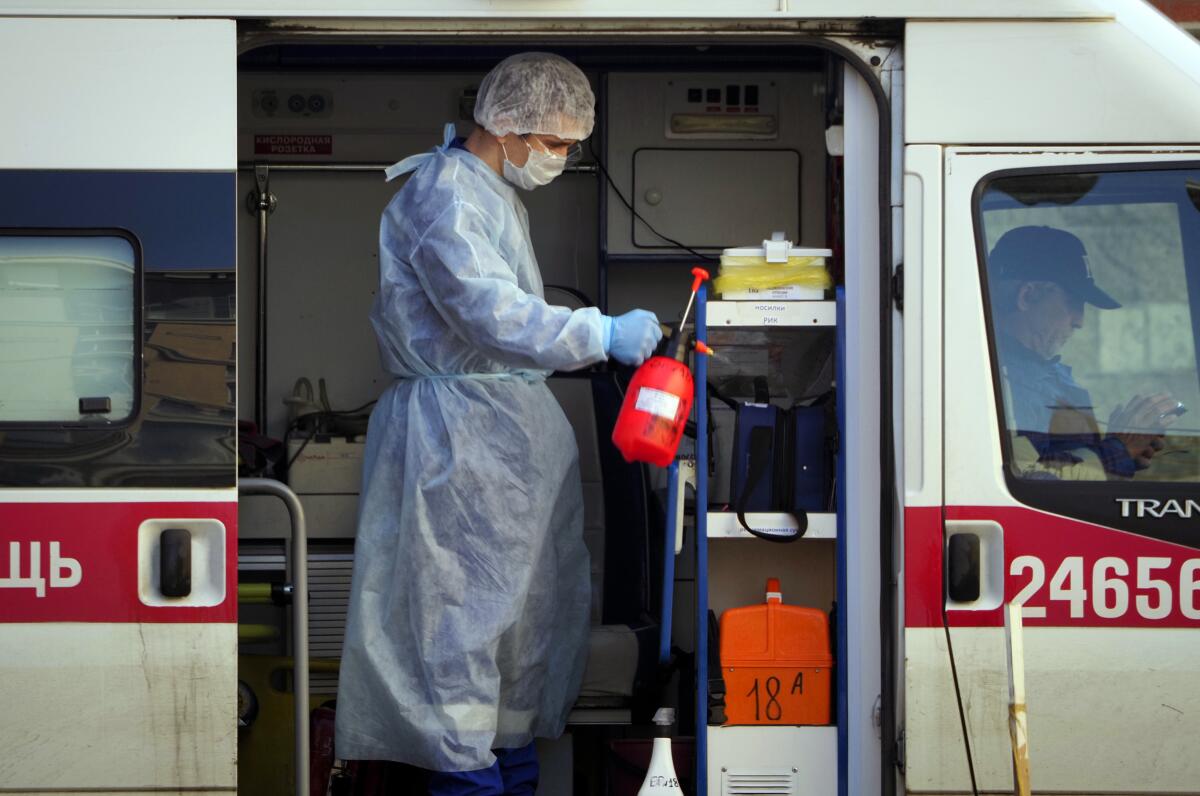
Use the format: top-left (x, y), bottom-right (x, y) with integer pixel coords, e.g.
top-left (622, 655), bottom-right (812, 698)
top-left (336, 53), bottom-right (662, 794)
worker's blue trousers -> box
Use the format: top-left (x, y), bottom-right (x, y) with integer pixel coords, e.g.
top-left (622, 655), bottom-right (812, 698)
top-left (426, 743), bottom-right (539, 795)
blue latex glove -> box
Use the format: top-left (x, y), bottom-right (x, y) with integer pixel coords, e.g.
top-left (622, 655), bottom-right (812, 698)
top-left (602, 309), bottom-right (663, 366)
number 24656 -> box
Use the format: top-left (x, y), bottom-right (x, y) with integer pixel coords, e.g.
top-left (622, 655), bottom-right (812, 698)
top-left (1010, 556), bottom-right (1200, 620)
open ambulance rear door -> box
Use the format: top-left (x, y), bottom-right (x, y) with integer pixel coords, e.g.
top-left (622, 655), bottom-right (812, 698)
top-left (0, 18), bottom-right (238, 794)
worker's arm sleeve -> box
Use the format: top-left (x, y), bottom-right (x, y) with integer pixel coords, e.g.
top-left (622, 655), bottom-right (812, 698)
top-left (405, 199), bottom-right (608, 372)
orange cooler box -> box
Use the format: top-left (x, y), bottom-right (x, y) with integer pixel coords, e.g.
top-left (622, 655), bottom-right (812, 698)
top-left (719, 578), bottom-right (833, 726)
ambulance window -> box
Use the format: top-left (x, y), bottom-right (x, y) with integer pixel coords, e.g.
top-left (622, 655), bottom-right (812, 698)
top-left (977, 167), bottom-right (1200, 486)
top-left (0, 233), bottom-right (138, 424)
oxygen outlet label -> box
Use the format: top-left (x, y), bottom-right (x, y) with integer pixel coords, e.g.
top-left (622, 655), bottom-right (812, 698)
top-left (635, 387), bottom-right (681, 420)
top-left (254, 134), bottom-right (333, 155)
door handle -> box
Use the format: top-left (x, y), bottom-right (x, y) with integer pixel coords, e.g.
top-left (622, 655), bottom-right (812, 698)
top-left (944, 520), bottom-right (1004, 610)
top-left (947, 532), bottom-right (981, 602)
top-left (159, 528), bottom-right (192, 598)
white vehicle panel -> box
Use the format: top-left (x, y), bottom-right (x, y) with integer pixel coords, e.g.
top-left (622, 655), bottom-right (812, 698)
top-left (842, 66), bottom-right (884, 796)
top-left (0, 623), bottom-right (237, 790)
top-left (902, 145), bottom-right (943, 509)
top-left (0, 1), bottom-right (1121, 19)
top-left (0, 18), bottom-right (234, 171)
top-left (906, 16), bottom-right (1200, 145)
top-left (905, 626), bottom-right (1200, 792)
top-left (918, 146), bottom-right (1200, 795)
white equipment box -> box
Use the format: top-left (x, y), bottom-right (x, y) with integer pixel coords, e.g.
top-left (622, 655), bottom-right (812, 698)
top-left (604, 72), bottom-right (828, 257)
top-left (286, 436), bottom-right (365, 495)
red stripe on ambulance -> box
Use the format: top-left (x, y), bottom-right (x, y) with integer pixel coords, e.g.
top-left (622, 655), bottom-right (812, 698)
top-left (905, 505), bottom-right (1200, 628)
top-left (0, 502), bottom-right (236, 623)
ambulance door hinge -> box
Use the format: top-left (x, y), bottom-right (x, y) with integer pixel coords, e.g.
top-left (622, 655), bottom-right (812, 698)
top-left (895, 729), bottom-right (907, 774)
top-left (891, 263), bottom-right (903, 312)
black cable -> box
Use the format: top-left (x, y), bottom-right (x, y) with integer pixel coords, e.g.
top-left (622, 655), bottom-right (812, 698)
top-left (336, 399), bottom-right (378, 416)
top-left (587, 138), bottom-right (717, 263)
top-left (286, 425), bottom-right (318, 471)
top-left (941, 607), bottom-right (980, 796)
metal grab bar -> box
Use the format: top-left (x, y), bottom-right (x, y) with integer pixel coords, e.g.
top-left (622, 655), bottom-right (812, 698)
top-left (238, 478), bottom-right (309, 796)
top-left (250, 167), bottom-right (276, 431)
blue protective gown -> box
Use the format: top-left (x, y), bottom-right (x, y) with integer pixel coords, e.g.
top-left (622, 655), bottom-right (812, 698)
top-left (336, 126), bottom-right (607, 772)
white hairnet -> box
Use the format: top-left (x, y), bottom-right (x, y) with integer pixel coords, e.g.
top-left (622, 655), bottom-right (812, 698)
top-left (474, 52), bottom-right (595, 141)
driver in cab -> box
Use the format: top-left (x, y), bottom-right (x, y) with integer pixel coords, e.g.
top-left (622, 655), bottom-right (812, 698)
top-left (987, 225), bottom-right (1183, 480)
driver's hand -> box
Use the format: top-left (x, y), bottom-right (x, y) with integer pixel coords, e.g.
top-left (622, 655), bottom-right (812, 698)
top-left (1106, 393), bottom-right (1179, 468)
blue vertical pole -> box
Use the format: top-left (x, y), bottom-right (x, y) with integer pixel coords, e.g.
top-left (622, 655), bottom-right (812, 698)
top-left (835, 287), bottom-right (848, 796)
top-left (695, 286), bottom-right (709, 795)
top-left (660, 460), bottom-right (679, 666)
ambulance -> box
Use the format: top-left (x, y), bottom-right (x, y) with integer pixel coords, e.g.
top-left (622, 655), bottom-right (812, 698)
top-left (0, 2), bottom-right (1198, 794)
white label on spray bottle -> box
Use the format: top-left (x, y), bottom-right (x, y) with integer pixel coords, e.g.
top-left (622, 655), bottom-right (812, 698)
top-left (635, 387), bottom-right (681, 420)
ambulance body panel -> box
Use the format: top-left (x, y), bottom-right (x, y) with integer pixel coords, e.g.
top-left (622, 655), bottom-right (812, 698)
top-left (0, 4), bottom-right (1197, 795)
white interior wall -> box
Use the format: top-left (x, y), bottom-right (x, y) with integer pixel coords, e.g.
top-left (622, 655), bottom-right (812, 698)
top-left (237, 71), bottom-right (600, 436)
top-left (604, 71), bottom-right (828, 255)
top-left (237, 67), bottom-right (828, 435)
top-left (236, 171), bottom-right (394, 436)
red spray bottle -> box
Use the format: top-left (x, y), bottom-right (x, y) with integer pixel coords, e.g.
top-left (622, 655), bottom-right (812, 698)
top-left (612, 267), bottom-right (713, 467)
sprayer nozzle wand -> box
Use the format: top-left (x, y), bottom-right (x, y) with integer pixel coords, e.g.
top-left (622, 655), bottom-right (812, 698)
top-left (678, 267), bottom-right (711, 333)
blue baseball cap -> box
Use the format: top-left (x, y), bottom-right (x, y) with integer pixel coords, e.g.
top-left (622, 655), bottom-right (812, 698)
top-left (988, 225), bottom-right (1121, 309)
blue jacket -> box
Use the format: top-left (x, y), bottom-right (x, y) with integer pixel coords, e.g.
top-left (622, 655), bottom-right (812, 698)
top-left (996, 333), bottom-right (1136, 478)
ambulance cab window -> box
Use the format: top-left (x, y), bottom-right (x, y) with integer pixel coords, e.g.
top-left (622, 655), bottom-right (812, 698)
top-left (977, 167), bottom-right (1200, 486)
top-left (0, 233), bottom-right (138, 423)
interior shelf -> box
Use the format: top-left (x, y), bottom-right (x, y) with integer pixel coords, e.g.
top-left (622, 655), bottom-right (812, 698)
top-left (706, 299), bottom-right (836, 328)
top-left (707, 511), bottom-right (836, 540)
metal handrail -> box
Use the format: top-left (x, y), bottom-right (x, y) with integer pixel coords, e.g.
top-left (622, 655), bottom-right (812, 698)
top-left (238, 478), bottom-right (309, 796)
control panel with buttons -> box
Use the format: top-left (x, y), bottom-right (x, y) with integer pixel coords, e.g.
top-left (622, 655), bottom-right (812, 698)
top-left (664, 78), bottom-right (779, 139)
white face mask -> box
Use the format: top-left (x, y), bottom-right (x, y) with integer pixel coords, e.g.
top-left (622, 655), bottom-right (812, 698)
top-left (501, 137), bottom-right (567, 190)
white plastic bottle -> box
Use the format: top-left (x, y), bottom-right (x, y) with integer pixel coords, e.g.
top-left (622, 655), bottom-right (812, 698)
top-left (638, 707), bottom-right (684, 795)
